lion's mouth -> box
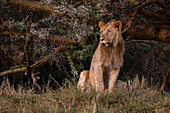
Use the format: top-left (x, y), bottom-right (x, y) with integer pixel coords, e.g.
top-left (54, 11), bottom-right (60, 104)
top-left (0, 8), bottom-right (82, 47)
top-left (101, 42), bottom-right (110, 46)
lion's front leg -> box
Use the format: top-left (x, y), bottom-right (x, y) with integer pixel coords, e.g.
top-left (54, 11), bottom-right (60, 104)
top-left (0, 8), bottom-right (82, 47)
top-left (77, 70), bottom-right (89, 92)
top-left (93, 66), bottom-right (104, 92)
top-left (108, 69), bottom-right (120, 93)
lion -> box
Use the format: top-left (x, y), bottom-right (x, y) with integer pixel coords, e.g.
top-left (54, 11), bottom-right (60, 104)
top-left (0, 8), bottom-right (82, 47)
top-left (77, 20), bottom-right (125, 93)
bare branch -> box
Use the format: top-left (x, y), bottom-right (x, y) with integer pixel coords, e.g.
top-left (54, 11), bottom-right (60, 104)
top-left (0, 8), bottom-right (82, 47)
top-left (31, 72), bottom-right (41, 90)
top-left (127, 0), bottom-right (170, 22)
top-left (127, 0), bottom-right (159, 13)
top-left (0, 17), bottom-right (9, 30)
top-left (23, 13), bottom-right (32, 76)
top-left (160, 68), bottom-right (170, 91)
top-left (0, 59), bottom-right (47, 77)
top-left (138, 8), bottom-right (170, 23)
top-left (128, 53), bottom-right (151, 75)
top-left (122, 10), bottom-right (137, 33)
top-left (124, 25), bottom-right (170, 43)
top-left (0, 45), bottom-right (68, 77)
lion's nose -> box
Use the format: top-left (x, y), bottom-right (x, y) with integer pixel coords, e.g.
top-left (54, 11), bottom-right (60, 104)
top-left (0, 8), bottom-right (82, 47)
top-left (101, 39), bottom-right (104, 41)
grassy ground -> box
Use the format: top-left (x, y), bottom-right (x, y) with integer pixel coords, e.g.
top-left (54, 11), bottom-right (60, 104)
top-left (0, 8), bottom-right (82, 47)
top-left (0, 77), bottom-right (169, 113)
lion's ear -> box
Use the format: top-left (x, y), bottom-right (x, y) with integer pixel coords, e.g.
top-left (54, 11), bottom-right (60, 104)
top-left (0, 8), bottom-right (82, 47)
top-left (99, 21), bottom-right (105, 29)
top-left (113, 21), bottom-right (122, 31)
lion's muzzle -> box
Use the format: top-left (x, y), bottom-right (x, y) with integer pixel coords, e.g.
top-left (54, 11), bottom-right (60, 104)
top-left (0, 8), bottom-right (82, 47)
top-left (100, 39), bottom-right (111, 46)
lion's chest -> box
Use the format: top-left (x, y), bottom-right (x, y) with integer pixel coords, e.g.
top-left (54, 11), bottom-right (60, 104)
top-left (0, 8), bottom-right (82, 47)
top-left (90, 45), bottom-right (120, 74)
top-left (101, 49), bottom-right (119, 70)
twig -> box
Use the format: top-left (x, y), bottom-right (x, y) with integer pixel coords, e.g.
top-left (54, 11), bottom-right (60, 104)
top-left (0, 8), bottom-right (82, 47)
top-left (31, 72), bottom-right (41, 90)
top-left (126, 0), bottom-right (156, 13)
top-left (24, 13), bottom-right (32, 33)
top-left (113, 2), bottom-right (124, 12)
top-left (122, 10), bottom-right (137, 33)
top-left (128, 53), bottom-right (151, 75)
top-left (160, 68), bottom-right (170, 91)
top-left (49, 74), bottom-right (62, 88)
top-left (24, 39), bottom-right (31, 76)
top-left (127, 0), bottom-right (169, 13)
top-left (142, 60), bottom-right (159, 80)
top-left (0, 17), bottom-right (9, 30)
top-left (24, 13), bottom-right (32, 76)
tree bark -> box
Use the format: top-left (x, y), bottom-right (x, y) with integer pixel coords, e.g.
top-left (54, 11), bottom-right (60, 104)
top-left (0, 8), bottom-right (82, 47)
top-left (7, 0), bottom-right (56, 15)
top-left (0, 59), bottom-right (47, 77)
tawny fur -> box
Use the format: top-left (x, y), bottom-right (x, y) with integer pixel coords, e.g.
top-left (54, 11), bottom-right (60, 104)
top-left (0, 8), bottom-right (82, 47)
top-left (77, 20), bottom-right (125, 93)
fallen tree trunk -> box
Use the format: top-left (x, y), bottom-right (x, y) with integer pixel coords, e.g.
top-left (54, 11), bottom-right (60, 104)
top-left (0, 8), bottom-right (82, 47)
top-left (6, 0), bottom-right (75, 19)
top-left (0, 59), bottom-right (47, 77)
top-left (123, 25), bottom-right (170, 43)
top-left (7, 0), bottom-right (56, 15)
top-left (0, 45), bottom-right (67, 77)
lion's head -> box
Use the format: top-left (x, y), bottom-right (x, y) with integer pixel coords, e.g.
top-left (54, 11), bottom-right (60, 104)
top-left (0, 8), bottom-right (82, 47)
top-left (99, 20), bottom-right (122, 47)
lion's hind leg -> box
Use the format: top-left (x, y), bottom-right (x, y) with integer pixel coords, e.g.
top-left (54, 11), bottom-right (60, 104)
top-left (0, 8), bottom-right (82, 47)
top-left (77, 70), bottom-right (90, 92)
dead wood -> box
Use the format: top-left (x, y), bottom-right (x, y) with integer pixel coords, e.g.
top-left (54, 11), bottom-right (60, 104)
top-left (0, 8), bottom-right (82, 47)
top-left (6, 0), bottom-right (75, 19)
top-left (0, 45), bottom-right (67, 77)
top-left (7, 0), bottom-right (56, 15)
top-left (31, 72), bottom-right (41, 90)
top-left (0, 31), bottom-right (26, 37)
top-left (24, 13), bottom-right (31, 76)
top-left (160, 68), bottom-right (170, 91)
top-left (24, 39), bottom-right (31, 76)
top-left (122, 10), bottom-right (137, 33)
top-left (127, 0), bottom-right (169, 13)
top-left (124, 25), bottom-right (170, 43)
top-left (113, 0), bottom-right (170, 42)
top-left (46, 35), bottom-right (79, 46)
top-left (0, 17), bottom-right (9, 30)
top-left (138, 8), bottom-right (170, 23)
top-left (127, 0), bottom-right (170, 23)
top-left (0, 59), bottom-right (47, 77)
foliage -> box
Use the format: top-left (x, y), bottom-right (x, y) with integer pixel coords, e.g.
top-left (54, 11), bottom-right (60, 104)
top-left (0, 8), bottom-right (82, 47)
top-left (0, 0), bottom-right (169, 91)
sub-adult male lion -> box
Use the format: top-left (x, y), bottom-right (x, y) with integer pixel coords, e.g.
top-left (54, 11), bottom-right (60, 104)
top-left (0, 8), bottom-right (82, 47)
top-left (77, 20), bottom-right (125, 93)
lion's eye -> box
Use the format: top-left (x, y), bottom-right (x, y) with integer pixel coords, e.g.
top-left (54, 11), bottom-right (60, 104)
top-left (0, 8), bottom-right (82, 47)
top-left (107, 30), bottom-right (110, 34)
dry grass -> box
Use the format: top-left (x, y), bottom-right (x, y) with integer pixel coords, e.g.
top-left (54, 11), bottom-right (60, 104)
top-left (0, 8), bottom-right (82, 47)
top-left (0, 77), bottom-right (169, 113)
